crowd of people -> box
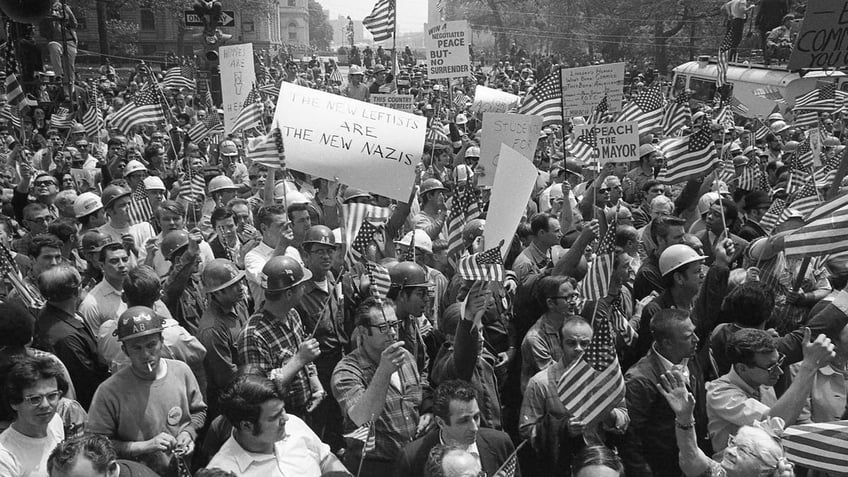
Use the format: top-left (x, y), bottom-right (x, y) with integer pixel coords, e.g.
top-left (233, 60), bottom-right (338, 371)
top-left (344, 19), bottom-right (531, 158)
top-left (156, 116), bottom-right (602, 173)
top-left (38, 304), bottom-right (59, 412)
top-left (0, 3), bottom-right (847, 477)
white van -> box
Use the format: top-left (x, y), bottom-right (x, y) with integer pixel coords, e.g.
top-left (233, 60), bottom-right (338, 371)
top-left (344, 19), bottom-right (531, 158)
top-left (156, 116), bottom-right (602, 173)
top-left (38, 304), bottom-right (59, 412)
top-left (671, 57), bottom-right (848, 118)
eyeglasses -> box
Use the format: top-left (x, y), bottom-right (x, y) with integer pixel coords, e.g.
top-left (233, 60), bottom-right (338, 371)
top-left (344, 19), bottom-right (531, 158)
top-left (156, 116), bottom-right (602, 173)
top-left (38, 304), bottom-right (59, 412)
top-left (726, 433), bottom-right (779, 473)
top-left (22, 390), bottom-right (62, 406)
top-left (551, 294), bottom-right (579, 302)
top-left (34, 180), bottom-right (56, 187)
top-left (751, 353), bottom-right (785, 374)
top-left (366, 320), bottom-right (400, 334)
top-left (598, 188), bottom-right (610, 193)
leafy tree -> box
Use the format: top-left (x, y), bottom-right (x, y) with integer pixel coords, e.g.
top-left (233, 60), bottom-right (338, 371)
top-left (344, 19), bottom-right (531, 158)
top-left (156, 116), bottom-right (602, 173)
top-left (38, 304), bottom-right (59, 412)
top-left (308, 0), bottom-right (334, 51)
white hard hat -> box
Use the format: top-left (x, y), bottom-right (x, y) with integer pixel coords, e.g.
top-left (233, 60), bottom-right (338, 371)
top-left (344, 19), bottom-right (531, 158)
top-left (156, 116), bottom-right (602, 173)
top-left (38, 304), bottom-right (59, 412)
top-left (394, 230), bottom-right (433, 254)
top-left (659, 244), bottom-right (707, 277)
top-left (771, 120), bottom-right (789, 134)
top-left (208, 175), bottom-right (237, 194)
top-left (123, 160), bottom-right (147, 177)
top-left (143, 176), bottom-right (166, 191)
top-left (73, 192), bottom-right (103, 218)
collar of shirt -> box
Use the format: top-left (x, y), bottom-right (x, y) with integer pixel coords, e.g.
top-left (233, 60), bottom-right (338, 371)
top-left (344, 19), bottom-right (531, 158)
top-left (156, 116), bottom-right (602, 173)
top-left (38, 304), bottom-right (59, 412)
top-left (726, 366), bottom-right (764, 400)
top-left (526, 241), bottom-right (549, 267)
top-left (439, 430), bottom-right (480, 461)
top-left (652, 344), bottom-right (690, 381)
top-left (95, 278), bottom-right (123, 298)
top-left (223, 434), bottom-right (278, 473)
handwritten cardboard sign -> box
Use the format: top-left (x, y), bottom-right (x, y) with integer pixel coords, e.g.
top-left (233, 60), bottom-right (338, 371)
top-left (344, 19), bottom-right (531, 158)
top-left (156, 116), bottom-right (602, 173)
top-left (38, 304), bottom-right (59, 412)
top-left (272, 82), bottom-right (426, 202)
top-left (479, 113), bottom-right (543, 187)
top-left (789, 0), bottom-right (848, 70)
top-left (219, 43), bottom-right (256, 135)
top-left (560, 63), bottom-right (625, 118)
top-left (425, 20), bottom-right (471, 80)
top-left (571, 121), bottom-right (639, 163)
top-left (470, 85), bottom-right (521, 114)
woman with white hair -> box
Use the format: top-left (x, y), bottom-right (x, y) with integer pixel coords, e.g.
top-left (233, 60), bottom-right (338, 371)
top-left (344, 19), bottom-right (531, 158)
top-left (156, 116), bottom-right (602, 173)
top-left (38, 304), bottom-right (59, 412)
top-left (658, 370), bottom-right (795, 477)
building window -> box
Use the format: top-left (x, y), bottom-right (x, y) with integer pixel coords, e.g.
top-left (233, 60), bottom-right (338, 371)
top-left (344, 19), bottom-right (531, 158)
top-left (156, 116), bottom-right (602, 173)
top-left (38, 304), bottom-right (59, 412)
top-left (142, 44), bottom-right (157, 55)
top-left (287, 0), bottom-right (296, 6)
top-left (289, 31), bottom-right (297, 41)
top-left (140, 8), bottom-right (155, 31)
top-left (242, 19), bottom-right (254, 32)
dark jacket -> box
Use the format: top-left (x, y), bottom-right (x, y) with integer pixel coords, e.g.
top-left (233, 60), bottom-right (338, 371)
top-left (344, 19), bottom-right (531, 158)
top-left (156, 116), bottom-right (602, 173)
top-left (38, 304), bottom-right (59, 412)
top-left (621, 348), bottom-right (711, 477)
top-left (737, 218), bottom-right (767, 242)
top-left (393, 427), bottom-right (518, 477)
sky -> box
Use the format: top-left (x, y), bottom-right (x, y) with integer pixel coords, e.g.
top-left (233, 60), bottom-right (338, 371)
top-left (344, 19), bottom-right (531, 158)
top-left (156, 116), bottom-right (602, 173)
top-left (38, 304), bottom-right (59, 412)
top-left (317, 0), bottom-right (428, 35)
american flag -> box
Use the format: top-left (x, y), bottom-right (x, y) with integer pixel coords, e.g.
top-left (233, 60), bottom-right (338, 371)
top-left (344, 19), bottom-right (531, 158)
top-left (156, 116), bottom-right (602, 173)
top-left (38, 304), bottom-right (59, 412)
top-left (351, 220), bottom-right (381, 259)
top-left (187, 112), bottom-right (224, 143)
top-left (656, 125), bottom-right (716, 185)
top-left (753, 86), bottom-right (784, 101)
top-left (716, 153), bottom-right (736, 185)
top-left (342, 203), bottom-right (391, 266)
top-left (179, 171), bottom-right (206, 203)
top-left (4, 73), bottom-right (24, 110)
top-left (759, 198), bottom-right (786, 234)
top-left (0, 105), bottom-right (21, 129)
top-left (128, 182), bottom-right (154, 225)
top-left (254, 53), bottom-right (270, 85)
top-left (555, 309), bottom-right (626, 427)
top-left (453, 90), bottom-right (470, 110)
top-left (83, 87), bottom-right (104, 136)
top-left (106, 85), bottom-right (166, 134)
top-left (806, 191), bottom-right (848, 223)
top-left (816, 153), bottom-right (841, 189)
top-left (329, 67), bottom-right (344, 84)
top-left (49, 107), bottom-right (74, 129)
top-left (363, 0), bottom-right (395, 42)
top-left (364, 261), bottom-right (391, 299)
top-left (229, 86), bottom-right (263, 133)
top-left (204, 82), bottom-right (215, 109)
top-left (456, 242), bottom-right (505, 282)
top-left (730, 96), bottom-right (749, 115)
top-left (343, 422), bottom-right (376, 453)
top-left (661, 92), bottom-right (690, 136)
top-left (568, 127), bottom-right (598, 161)
top-left (792, 136), bottom-right (815, 171)
top-left (492, 440), bottom-right (527, 477)
top-left (426, 124), bottom-right (450, 145)
top-left (785, 208), bottom-right (848, 258)
top-left (717, 28), bottom-right (733, 88)
top-left (784, 420), bottom-right (848, 475)
top-left (714, 106), bottom-right (735, 131)
top-left (589, 95), bottom-right (610, 125)
top-left (161, 65), bottom-right (196, 91)
top-left (788, 179), bottom-right (821, 219)
top-left (794, 110), bottom-right (820, 129)
top-left (616, 83), bottom-right (664, 131)
top-left (794, 83), bottom-right (836, 112)
top-left (579, 211), bottom-right (617, 303)
top-left (517, 68), bottom-right (563, 126)
top-left (446, 186), bottom-right (482, 263)
top-left (246, 127), bottom-right (285, 169)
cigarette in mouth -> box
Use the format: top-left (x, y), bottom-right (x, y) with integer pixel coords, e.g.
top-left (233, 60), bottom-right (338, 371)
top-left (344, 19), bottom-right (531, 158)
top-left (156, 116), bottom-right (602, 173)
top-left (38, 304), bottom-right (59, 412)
top-left (147, 362), bottom-right (154, 372)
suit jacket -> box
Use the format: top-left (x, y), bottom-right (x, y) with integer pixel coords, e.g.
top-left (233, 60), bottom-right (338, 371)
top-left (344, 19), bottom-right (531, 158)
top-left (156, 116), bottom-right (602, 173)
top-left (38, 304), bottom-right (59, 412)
top-left (695, 230), bottom-right (748, 267)
top-left (393, 428), bottom-right (518, 477)
top-left (620, 348), bottom-right (711, 477)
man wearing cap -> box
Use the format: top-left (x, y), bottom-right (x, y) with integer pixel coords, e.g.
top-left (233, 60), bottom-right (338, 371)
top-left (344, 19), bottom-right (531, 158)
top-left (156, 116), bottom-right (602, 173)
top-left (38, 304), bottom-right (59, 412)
top-left (217, 140), bottom-right (249, 192)
top-left (369, 64), bottom-right (395, 94)
top-left (343, 65), bottom-right (369, 101)
top-left (238, 255), bottom-right (323, 421)
top-left (98, 184), bottom-right (156, 263)
top-left (410, 179), bottom-right (448, 241)
top-left (78, 230), bottom-right (111, 290)
top-left (87, 306), bottom-right (207, 477)
top-left (626, 144), bottom-right (660, 203)
top-left (198, 258), bottom-right (248, 419)
top-left (294, 225), bottom-right (347, 451)
top-left (738, 190), bottom-right (773, 241)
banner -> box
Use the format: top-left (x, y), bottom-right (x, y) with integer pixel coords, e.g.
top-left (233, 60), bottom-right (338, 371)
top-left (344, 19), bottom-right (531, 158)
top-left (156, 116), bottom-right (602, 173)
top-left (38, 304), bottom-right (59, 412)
top-left (479, 113), bottom-right (543, 187)
top-left (219, 43), bottom-right (257, 135)
top-left (789, 0), bottom-right (848, 69)
top-left (572, 121), bottom-right (639, 163)
top-left (425, 20), bottom-right (471, 80)
top-left (561, 63), bottom-right (625, 118)
top-left (470, 85), bottom-right (521, 114)
top-left (369, 94), bottom-right (415, 113)
top-left (484, 144), bottom-right (538, 260)
top-left (273, 82), bottom-right (425, 202)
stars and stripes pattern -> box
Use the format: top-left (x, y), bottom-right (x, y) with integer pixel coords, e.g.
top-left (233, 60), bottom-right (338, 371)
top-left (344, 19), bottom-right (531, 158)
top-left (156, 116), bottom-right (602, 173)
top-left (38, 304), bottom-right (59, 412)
top-left (579, 211), bottom-right (617, 303)
top-left (161, 64), bottom-right (196, 91)
top-left (453, 90), bottom-right (470, 110)
top-left (106, 85), bottom-right (166, 134)
top-left (457, 242), bottom-right (505, 282)
top-left (784, 420), bottom-right (848, 475)
top-left (730, 96), bottom-right (749, 115)
top-left (179, 171), bottom-right (206, 203)
top-left (446, 186), bottom-right (482, 263)
top-left (329, 67), bottom-right (343, 84)
top-left (4, 73), bottom-right (24, 110)
top-left (342, 202), bottom-right (392, 268)
top-left (716, 153), bottom-right (736, 185)
top-left (351, 220), bottom-right (381, 259)
top-left (83, 87), bottom-right (104, 136)
top-left (492, 440), bottom-right (527, 477)
top-left (717, 28), bottom-right (733, 88)
top-left (426, 124), bottom-right (450, 146)
top-left (569, 127), bottom-right (598, 161)
top-left (788, 179), bottom-right (821, 219)
top-left (661, 92), bottom-right (690, 136)
top-left (816, 153), bottom-right (841, 189)
top-left (186, 112), bottom-right (224, 143)
top-left (0, 105), bottom-right (21, 129)
top-left (589, 95), bottom-right (609, 125)
top-left (794, 83), bottom-right (836, 111)
top-left (807, 191), bottom-right (848, 223)
top-left (128, 182), bottom-right (154, 225)
top-left (517, 68), bottom-right (563, 126)
top-left (229, 86), bottom-right (263, 133)
top-left (785, 208), bottom-right (848, 258)
top-left (656, 125), bottom-right (717, 185)
top-left (363, 0), bottom-right (395, 42)
top-left (246, 127), bottom-right (285, 169)
top-left (616, 83), bottom-right (664, 131)
top-left (49, 107), bottom-right (74, 129)
top-left (792, 137), bottom-right (815, 171)
top-left (715, 106), bottom-right (735, 131)
top-left (794, 110), bottom-right (820, 129)
top-left (555, 307), bottom-right (626, 427)
top-left (759, 198), bottom-right (786, 235)
top-left (364, 261), bottom-right (391, 299)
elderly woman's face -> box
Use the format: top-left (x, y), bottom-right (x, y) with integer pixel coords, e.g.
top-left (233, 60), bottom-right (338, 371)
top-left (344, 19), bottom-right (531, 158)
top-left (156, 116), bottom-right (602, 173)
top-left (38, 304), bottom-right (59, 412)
top-left (721, 427), bottom-right (782, 477)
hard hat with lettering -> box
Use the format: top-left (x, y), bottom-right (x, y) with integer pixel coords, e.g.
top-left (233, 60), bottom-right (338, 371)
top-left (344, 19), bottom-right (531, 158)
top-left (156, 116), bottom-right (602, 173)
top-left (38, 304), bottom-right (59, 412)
top-left (114, 306), bottom-right (165, 341)
top-left (394, 230), bottom-right (433, 254)
top-left (201, 258), bottom-right (245, 294)
top-left (302, 225), bottom-right (336, 248)
top-left (208, 175), bottom-right (237, 194)
top-left (659, 244), bottom-right (707, 277)
top-left (123, 160), bottom-right (147, 177)
top-left (261, 255), bottom-right (312, 292)
top-left (389, 261), bottom-right (431, 288)
top-left (143, 176), bottom-right (166, 191)
top-left (74, 192), bottom-right (103, 218)
top-left (101, 184), bottom-right (132, 209)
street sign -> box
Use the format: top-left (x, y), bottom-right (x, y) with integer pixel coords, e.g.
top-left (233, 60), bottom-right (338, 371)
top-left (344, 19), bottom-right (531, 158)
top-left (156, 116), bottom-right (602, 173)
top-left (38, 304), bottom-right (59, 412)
top-left (184, 10), bottom-right (235, 27)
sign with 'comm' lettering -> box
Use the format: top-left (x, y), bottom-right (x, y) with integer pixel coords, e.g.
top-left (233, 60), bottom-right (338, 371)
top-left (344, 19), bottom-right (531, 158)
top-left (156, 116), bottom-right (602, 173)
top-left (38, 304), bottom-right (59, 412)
top-left (571, 121), bottom-right (639, 163)
top-left (273, 82), bottom-right (426, 202)
top-left (425, 20), bottom-right (471, 80)
top-left (789, 0), bottom-right (848, 70)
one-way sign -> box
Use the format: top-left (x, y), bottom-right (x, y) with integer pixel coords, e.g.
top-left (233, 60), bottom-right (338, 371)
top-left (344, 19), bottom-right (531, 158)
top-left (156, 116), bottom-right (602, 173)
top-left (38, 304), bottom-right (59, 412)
top-left (184, 10), bottom-right (235, 27)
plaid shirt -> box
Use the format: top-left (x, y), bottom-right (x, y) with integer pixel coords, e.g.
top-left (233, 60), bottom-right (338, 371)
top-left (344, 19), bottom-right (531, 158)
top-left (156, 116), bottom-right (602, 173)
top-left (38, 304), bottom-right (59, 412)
top-left (237, 309), bottom-right (315, 409)
top-left (331, 347), bottom-right (425, 461)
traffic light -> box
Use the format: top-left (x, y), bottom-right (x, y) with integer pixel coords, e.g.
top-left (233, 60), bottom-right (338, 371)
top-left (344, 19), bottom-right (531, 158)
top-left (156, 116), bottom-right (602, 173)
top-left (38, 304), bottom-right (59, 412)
top-left (198, 29), bottom-right (231, 106)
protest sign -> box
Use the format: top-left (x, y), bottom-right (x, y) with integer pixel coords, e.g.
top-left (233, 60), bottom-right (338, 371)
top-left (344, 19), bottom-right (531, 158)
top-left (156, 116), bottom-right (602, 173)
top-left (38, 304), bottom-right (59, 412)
top-left (425, 20), bottom-right (471, 80)
top-left (571, 121), bottom-right (639, 163)
top-left (219, 43), bottom-right (256, 134)
top-left (560, 63), bottom-right (625, 118)
top-left (479, 113), bottom-right (543, 187)
top-left (484, 144), bottom-right (538, 260)
top-left (470, 85), bottom-right (521, 113)
top-left (809, 127), bottom-right (823, 167)
top-left (273, 82), bottom-right (426, 202)
top-left (369, 94), bottom-right (415, 112)
top-left (789, 0), bottom-right (848, 70)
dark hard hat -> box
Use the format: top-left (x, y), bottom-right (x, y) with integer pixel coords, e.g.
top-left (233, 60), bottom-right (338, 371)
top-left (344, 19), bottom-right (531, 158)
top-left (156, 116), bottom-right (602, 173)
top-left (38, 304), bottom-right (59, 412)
top-left (114, 306), bottom-right (164, 341)
top-left (261, 255), bottom-right (312, 292)
top-left (389, 261), bottom-right (431, 288)
top-left (101, 184), bottom-right (132, 209)
top-left (302, 225), bottom-right (336, 248)
top-left (202, 258), bottom-right (245, 293)
top-left (419, 178), bottom-right (448, 196)
top-left (160, 229), bottom-right (190, 261)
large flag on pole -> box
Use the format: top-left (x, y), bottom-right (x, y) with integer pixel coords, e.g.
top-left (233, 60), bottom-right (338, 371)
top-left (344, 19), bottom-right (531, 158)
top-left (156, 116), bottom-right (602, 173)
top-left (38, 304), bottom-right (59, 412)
top-left (784, 420), bottom-right (848, 475)
top-left (161, 64), bottom-right (196, 91)
top-left (106, 85), bottom-right (166, 134)
top-left (717, 28), bottom-right (732, 88)
top-left (616, 83), bottom-right (664, 131)
top-left (656, 125), bottom-right (717, 184)
top-left (784, 208), bottom-right (848, 257)
top-left (229, 86), bottom-right (263, 133)
top-left (516, 68), bottom-right (563, 126)
top-left (363, 0), bottom-right (395, 42)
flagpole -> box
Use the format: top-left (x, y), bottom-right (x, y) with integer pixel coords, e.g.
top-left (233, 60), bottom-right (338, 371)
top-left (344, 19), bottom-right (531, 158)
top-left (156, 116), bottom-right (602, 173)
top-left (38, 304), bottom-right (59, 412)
top-left (492, 439), bottom-right (528, 477)
top-left (391, 0), bottom-right (398, 77)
